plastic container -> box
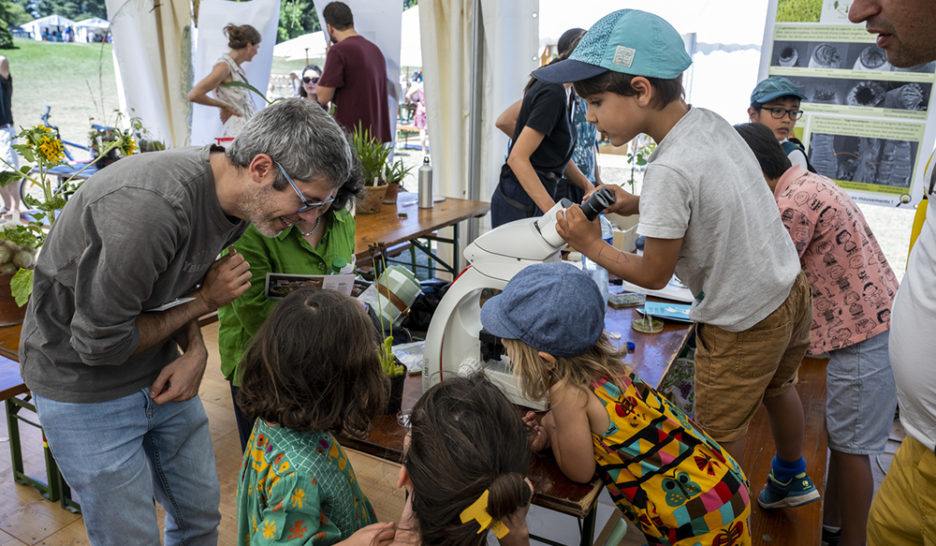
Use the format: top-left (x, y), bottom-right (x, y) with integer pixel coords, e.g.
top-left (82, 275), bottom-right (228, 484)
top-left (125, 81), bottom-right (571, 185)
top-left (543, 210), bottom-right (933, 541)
top-left (582, 215), bottom-right (613, 306)
top-left (376, 265), bottom-right (422, 326)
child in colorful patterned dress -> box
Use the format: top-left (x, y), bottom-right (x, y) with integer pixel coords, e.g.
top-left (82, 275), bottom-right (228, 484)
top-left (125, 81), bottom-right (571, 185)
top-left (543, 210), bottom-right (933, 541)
top-left (235, 288), bottom-right (395, 545)
top-left (480, 263), bottom-right (751, 546)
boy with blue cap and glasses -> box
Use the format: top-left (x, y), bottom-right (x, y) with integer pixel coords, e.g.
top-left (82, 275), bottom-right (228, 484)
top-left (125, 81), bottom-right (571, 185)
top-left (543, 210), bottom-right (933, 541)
top-left (538, 9), bottom-right (819, 511)
top-left (747, 76), bottom-right (815, 172)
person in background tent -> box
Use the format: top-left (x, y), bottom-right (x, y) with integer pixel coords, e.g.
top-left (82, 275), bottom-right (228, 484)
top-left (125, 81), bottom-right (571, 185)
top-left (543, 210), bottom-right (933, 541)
top-left (317, 1), bottom-right (392, 143)
top-left (404, 71), bottom-right (428, 153)
top-left (298, 63), bottom-right (323, 103)
top-left (0, 55), bottom-right (21, 220)
top-left (188, 23), bottom-right (261, 140)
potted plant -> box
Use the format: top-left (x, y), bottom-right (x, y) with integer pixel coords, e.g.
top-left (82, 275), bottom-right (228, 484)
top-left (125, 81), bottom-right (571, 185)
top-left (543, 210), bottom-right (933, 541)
top-left (0, 125), bottom-right (133, 323)
top-left (381, 158), bottom-right (414, 205)
top-left (372, 249), bottom-right (406, 413)
top-left (350, 123), bottom-right (391, 214)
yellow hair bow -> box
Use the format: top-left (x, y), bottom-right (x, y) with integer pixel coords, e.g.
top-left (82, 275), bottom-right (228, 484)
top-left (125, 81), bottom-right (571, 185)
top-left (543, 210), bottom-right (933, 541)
top-left (459, 489), bottom-right (510, 538)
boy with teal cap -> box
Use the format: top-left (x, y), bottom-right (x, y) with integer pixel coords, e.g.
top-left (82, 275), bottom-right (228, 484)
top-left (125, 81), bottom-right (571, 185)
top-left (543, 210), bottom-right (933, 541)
top-left (539, 9), bottom-right (819, 511)
top-left (747, 76), bottom-right (813, 172)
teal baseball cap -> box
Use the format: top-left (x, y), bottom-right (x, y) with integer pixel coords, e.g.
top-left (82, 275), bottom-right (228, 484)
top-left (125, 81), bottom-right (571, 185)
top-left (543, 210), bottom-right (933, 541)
top-left (750, 76), bottom-right (806, 106)
top-left (533, 9), bottom-right (692, 84)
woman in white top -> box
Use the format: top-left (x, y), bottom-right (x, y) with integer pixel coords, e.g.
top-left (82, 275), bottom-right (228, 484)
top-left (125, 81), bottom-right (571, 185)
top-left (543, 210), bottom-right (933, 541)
top-left (188, 23), bottom-right (261, 139)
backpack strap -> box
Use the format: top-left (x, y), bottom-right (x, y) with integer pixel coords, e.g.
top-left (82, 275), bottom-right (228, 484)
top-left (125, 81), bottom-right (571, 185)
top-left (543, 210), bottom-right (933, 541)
top-left (781, 139), bottom-right (817, 174)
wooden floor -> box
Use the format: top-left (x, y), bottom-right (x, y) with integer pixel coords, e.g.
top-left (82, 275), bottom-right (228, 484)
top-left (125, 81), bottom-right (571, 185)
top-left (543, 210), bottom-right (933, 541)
top-left (0, 323), bottom-right (407, 545)
top-left (0, 329), bottom-right (900, 545)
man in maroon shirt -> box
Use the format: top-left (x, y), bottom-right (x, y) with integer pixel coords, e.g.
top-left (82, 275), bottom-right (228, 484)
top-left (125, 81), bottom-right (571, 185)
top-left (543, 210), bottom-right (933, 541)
top-left (317, 1), bottom-right (391, 143)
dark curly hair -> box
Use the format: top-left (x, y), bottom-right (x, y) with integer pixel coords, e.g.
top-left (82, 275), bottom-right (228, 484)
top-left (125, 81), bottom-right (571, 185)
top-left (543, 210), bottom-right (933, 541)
top-left (574, 71), bottom-right (685, 110)
top-left (404, 375), bottom-right (532, 545)
top-left (236, 288), bottom-right (387, 436)
top-left (223, 23), bottom-right (261, 50)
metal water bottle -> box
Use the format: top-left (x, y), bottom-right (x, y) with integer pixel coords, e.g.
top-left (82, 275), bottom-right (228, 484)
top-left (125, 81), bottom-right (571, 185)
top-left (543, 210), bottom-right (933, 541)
top-left (418, 156), bottom-right (433, 209)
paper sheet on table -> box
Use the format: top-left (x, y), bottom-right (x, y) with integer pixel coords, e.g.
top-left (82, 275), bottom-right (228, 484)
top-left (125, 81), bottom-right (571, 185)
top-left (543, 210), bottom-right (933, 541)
top-left (616, 275), bottom-right (694, 303)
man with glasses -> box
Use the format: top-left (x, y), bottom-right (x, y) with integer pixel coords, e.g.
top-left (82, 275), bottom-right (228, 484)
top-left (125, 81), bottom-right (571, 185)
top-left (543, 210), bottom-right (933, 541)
top-left (848, 1), bottom-right (936, 544)
top-left (19, 98), bottom-right (357, 545)
top-left (747, 76), bottom-right (815, 173)
top-left (217, 120), bottom-right (361, 452)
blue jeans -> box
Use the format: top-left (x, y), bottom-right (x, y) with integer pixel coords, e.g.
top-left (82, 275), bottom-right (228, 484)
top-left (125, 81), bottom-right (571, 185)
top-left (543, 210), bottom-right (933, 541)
top-left (35, 389), bottom-right (221, 546)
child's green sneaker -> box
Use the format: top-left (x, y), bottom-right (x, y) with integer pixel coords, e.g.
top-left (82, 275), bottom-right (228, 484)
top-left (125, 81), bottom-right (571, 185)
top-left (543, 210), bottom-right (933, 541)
top-left (757, 470), bottom-right (820, 509)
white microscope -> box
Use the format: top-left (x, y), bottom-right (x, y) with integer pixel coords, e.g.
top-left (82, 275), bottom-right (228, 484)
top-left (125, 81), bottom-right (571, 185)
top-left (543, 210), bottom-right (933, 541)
top-left (422, 188), bottom-right (616, 408)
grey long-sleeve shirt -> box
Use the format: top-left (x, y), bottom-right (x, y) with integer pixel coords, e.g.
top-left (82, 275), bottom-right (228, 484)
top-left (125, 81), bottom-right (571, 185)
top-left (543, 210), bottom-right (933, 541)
top-left (20, 146), bottom-right (247, 403)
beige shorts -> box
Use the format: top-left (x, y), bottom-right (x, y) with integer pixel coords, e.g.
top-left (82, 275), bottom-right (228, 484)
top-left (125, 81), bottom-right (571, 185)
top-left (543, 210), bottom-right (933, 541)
top-left (867, 435), bottom-right (936, 545)
top-left (693, 271), bottom-right (812, 443)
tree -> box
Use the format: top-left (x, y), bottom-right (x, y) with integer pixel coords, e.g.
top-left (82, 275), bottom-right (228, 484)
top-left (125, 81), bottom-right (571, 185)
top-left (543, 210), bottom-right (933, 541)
top-left (278, 0), bottom-right (319, 43)
top-left (34, 0), bottom-right (105, 19)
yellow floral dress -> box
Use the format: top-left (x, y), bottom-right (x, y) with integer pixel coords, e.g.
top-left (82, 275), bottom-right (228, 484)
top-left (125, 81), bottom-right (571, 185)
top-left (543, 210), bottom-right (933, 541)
top-left (236, 421), bottom-right (376, 545)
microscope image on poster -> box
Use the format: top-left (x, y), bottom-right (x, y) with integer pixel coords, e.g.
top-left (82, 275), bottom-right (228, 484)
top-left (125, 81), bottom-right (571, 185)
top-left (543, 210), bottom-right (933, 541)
top-left (772, 40), bottom-right (936, 73)
top-left (808, 133), bottom-right (918, 188)
top-left (782, 75), bottom-right (931, 111)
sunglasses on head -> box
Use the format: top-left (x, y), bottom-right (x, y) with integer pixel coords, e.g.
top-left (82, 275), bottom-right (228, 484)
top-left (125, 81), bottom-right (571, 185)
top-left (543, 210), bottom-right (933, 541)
top-left (302, 76), bottom-right (320, 84)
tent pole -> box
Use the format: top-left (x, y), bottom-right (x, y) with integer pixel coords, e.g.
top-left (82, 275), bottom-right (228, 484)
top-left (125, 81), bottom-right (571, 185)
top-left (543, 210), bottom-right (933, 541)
top-left (153, 1), bottom-right (177, 145)
top-left (466, 0), bottom-right (484, 243)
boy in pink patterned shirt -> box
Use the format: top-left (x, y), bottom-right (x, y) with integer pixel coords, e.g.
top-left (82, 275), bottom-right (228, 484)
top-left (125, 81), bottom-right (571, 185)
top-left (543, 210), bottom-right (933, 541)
top-left (736, 123), bottom-right (898, 546)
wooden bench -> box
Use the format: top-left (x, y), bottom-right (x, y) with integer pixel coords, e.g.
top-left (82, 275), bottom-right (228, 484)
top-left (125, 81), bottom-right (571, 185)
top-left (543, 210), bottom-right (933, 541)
top-left (740, 356), bottom-right (828, 545)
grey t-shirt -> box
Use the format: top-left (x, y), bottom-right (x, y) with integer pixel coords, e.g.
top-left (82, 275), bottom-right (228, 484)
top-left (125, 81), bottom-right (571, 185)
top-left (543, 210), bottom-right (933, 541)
top-left (20, 146), bottom-right (248, 403)
top-left (638, 107), bottom-right (801, 331)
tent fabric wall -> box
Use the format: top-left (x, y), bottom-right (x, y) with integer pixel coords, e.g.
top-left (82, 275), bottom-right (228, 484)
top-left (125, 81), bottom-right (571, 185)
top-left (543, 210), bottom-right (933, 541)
top-left (190, 0), bottom-right (280, 146)
top-left (107, 0), bottom-right (192, 148)
top-left (420, 0), bottom-right (537, 231)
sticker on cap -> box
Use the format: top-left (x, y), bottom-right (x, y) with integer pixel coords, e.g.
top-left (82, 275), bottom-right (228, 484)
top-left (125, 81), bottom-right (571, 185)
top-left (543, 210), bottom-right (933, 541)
top-left (612, 46), bottom-right (635, 68)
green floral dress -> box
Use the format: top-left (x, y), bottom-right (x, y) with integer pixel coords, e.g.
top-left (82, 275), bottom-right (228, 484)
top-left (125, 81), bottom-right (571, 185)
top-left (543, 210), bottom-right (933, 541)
top-left (236, 420), bottom-right (377, 545)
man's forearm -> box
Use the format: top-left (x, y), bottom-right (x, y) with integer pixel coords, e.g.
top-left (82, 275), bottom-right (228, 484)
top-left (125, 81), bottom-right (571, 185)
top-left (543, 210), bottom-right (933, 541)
top-left (134, 297), bottom-right (213, 355)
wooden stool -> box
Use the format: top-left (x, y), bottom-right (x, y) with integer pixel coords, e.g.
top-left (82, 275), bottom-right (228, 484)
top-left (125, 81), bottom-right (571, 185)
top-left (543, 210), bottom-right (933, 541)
top-left (0, 355), bottom-right (79, 512)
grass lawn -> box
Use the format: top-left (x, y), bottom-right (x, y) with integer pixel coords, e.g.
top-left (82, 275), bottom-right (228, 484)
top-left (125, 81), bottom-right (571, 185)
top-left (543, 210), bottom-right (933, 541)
top-left (3, 37), bottom-right (326, 157)
top-left (5, 38), bottom-right (121, 160)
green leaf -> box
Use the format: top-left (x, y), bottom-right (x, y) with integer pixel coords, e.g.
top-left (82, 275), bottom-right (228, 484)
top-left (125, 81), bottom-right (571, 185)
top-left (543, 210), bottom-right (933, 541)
top-left (11, 268), bottom-right (33, 307)
top-left (220, 81), bottom-right (275, 105)
top-left (0, 170), bottom-right (24, 188)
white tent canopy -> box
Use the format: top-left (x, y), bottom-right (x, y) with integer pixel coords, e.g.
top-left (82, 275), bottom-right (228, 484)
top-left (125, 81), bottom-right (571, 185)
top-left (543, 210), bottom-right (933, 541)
top-left (74, 16), bottom-right (109, 42)
top-left (272, 32), bottom-right (328, 62)
top-left (22, 14), bottom-right (76, 40)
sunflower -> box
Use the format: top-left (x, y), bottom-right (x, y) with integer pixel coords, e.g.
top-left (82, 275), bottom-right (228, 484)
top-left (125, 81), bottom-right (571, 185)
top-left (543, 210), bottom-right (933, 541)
top-left (120, 135), bottom-right (138, 156)
top-left (37, 135), bottom-right (65, 163)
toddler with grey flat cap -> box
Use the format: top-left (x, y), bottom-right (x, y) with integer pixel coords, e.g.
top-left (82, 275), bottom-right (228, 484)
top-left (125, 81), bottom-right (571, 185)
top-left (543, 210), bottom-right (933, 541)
top-left (481, 261), bottom-right (751, 545)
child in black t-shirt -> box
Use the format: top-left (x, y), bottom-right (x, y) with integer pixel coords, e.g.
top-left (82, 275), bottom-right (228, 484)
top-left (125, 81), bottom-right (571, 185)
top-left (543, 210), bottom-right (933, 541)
top-left (491, 47), bottom-right (594, 227)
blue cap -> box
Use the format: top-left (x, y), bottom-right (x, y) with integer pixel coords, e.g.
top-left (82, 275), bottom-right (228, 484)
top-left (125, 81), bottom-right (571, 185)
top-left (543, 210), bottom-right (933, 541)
top-left (750, 76), bottom-right (806, 106)
top-left (480, 262), bottom-right (604, 357)
top-left (532, 9), bottom-right (692, 84)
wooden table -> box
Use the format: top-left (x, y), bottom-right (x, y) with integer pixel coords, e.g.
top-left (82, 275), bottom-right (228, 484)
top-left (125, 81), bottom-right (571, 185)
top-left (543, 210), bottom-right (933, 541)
top-left (0, 296), bottom-right (692, 542)
top-left (338, 300), bottom-right (693, 546)
top-left (353, 193), bottom-right (489, 274)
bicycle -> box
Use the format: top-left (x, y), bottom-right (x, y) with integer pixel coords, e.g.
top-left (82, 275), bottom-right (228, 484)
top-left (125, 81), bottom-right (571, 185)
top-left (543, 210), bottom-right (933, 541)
top-left (19, 106), bottom-right (109, 205)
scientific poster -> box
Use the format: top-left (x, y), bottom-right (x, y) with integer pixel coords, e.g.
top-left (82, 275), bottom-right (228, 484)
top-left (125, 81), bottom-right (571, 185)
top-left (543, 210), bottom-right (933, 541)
top-left (759, 0), bottom-right (936, 206)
